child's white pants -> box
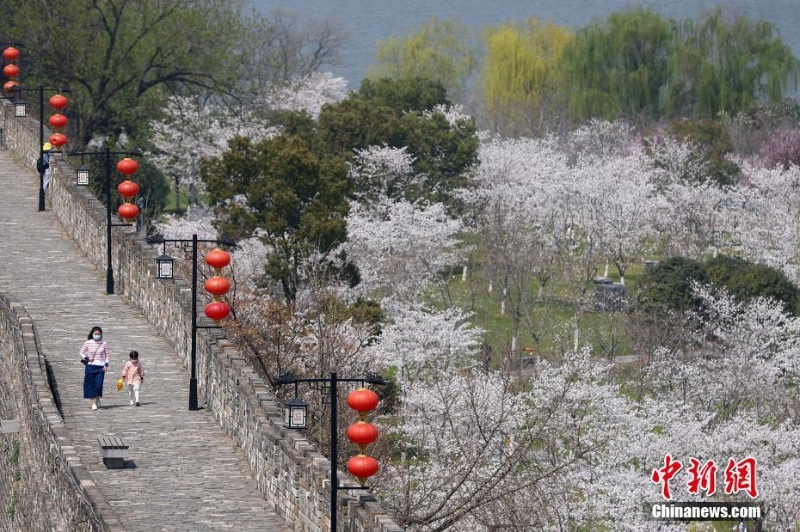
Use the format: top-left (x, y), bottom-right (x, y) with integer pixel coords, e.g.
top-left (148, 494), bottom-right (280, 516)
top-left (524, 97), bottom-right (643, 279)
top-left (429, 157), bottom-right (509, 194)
top-left (127, 383), bottom-right (141, 402)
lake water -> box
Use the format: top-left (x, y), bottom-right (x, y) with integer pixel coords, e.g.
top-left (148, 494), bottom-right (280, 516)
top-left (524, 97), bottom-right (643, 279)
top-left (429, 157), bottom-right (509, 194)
top-left (248, 0), bottom-right (800, 89)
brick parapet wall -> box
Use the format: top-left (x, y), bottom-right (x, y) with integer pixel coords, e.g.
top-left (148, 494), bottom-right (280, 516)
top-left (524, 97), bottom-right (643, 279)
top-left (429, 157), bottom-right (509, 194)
top-left (0, 101), bottom-right (402, 532)
top-left (0, 293), bottom-right (125, 532)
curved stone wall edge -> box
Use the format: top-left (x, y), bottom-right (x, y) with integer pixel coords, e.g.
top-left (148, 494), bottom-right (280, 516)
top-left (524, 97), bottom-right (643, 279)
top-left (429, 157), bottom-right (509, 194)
top-left (0, 292), bottom-right (125, 532)
top-left (1, 101), bottom-right (403, 531)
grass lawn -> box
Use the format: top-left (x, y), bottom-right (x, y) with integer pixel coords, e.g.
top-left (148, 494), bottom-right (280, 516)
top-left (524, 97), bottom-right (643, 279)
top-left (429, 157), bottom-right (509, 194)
top-left (442, 258), bottom-right (655, 361)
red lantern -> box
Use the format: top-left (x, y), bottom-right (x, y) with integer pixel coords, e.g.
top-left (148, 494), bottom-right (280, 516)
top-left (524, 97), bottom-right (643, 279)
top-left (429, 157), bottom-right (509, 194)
top-left (205, 248), bottom-right (231, 270)
top-left (3, 81), bottom-right (19, 93)
top-left (118, 203), bottom-right (139, 221)
top-left (49, 94), bottom-right (68, 110)
top-left (117, 180), bottom-right (139, 199)
top-left (346, 421), bottom-right (379, 447)
top-left (49, 113), bottom-right (67, 129)
top-left (204, 301), bottom-right (230, 322)
top-left (347, 388), bottom-right (379, 413)
top-left (346, 455), bottom-right (379, 485)
top-left (3, 64), bottom-right (20, 78)
top-left (116, 158), bottom-right (139, 175)
top-left (2, 47), bottom-right (20, 61)
top-left (49, 133), bottom-right (67, 148)
top-left (205, 276), bottom-right (231, 297)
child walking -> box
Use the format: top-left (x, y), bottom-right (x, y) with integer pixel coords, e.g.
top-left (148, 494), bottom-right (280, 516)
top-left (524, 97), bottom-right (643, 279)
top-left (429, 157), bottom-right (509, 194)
top-left (121, 351), bottom-right (145, 406)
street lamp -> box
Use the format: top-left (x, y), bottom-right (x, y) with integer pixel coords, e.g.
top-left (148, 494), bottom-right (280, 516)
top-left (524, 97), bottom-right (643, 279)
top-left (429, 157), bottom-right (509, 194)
top-left (146, 233), bottom-right (236, 410)
top-left (69, 146), bottom-right (142, 294)
top-left (274, 372), bottom-right (388, 531)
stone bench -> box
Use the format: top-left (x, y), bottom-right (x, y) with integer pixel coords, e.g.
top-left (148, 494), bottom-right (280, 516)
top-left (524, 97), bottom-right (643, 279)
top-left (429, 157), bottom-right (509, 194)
top-left (98, 436), bottom-right (129, 469)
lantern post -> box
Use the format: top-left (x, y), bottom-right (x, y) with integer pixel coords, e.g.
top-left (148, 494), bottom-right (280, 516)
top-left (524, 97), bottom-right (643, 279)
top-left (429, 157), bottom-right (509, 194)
top-left (274, 372), bottom-right (388, 531)
top-left (68, 146), bottom-right (142, 294)
top-left (1, 44), bottom-right (26, 116)
top-left (9, 87), bottom-right (72, 211)
top-left (145, 233), bottom-right (236, 410)
top-left (35, 89), bottom-right (71, 211)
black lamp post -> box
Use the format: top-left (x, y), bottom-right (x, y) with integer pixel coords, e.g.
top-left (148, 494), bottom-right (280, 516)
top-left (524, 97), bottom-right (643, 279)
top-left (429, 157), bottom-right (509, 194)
top-left (69, 146), bottom-right (141, 294)
top-left (146, 233), bottom-right (236, 410)
top-left (6, 86), bottom-right (70, 211)
top-left (274, 372), bottom-right (388, 532)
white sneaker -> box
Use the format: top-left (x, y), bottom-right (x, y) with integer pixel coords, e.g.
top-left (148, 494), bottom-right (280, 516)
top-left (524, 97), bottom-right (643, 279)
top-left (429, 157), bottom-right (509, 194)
top-left (130, 400), bottom-right (135, 405)
top-left (91, 403), bottom-right (98, 410)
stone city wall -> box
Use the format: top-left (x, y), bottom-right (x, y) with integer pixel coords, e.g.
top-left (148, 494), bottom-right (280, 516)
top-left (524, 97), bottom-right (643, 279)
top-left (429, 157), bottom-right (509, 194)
top-left (1, 101), bottom-right (402, 532)
top-left (0, 293), bottom-right (124, 532)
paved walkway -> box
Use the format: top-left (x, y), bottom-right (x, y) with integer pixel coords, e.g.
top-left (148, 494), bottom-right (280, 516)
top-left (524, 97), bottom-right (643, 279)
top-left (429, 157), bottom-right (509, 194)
top-left (0, 149), bottom-right (290, 531)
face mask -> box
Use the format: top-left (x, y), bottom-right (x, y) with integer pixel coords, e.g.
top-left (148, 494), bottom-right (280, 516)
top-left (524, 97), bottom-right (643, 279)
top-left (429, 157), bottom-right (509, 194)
top-left (93, 334), bottom-right (102, 341)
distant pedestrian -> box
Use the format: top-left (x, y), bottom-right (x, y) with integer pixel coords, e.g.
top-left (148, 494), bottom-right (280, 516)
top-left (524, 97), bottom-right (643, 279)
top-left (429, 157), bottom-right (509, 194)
top-left (120, 350), bottom-right (145, 407)
top-left (79, 326), bottom-right (110, 410)
top-left (39, 142), bottom-right (52, 192)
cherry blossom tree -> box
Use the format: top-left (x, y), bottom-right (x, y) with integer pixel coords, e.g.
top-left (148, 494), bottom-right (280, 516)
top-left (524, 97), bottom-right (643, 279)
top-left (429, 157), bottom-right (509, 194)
top-left (345, 197), bottom-right (465, 304)
top-left (257, 71), bottom-right (348, 120)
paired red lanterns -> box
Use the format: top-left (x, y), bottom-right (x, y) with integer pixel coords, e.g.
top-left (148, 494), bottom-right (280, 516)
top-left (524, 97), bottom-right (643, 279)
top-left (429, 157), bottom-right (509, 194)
top-left (116, 157), bottom-right (139, 222)
top-left (345, 387), bottom-right (381, 486)
top-left (3, 80), bottom-right (18, 93)
top-left (204, 248), bottom-right (232, 323)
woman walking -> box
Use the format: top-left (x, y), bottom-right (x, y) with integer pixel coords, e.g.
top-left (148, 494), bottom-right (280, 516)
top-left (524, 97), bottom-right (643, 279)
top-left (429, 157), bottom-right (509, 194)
top-left (80, 326), bottom-right (111, 410)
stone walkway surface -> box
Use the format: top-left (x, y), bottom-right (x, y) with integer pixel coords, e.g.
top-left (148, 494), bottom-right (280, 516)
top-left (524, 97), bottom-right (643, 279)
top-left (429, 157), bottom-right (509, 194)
top-left (0, 149), bottom-right (291, 531)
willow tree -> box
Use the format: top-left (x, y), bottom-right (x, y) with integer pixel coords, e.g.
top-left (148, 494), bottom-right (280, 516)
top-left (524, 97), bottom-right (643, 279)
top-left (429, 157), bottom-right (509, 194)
top-left (565, 7), bottom-right (674, 123)
top-left (663, 9), bottom-right (800, 118)
top-left (368, 16), bottom-right (478, 103)
top-left (481, 19), bottom-right (574, 137)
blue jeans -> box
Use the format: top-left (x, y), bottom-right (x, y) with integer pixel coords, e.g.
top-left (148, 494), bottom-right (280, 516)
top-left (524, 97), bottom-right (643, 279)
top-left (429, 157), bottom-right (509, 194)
top-left (83, 364), bottom-right (105, 399)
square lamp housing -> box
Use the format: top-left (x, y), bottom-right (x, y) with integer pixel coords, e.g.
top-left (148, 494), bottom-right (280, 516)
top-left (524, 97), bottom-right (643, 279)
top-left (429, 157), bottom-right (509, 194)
top-left (76, 166), bottom-right (90, 186)
top-left (155, 254), bottom-right (174, 279)
top-left (283, 397), bottom-right (309, 429)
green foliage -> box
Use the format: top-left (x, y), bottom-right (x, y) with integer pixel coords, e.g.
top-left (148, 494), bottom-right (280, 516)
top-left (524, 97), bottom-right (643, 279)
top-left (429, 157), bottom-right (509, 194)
top-left (201, 135), bottom-right (351, 301)
top-left (369, 16), bottom-right (478, 102)
top-left (635, 256), bottom-right (710, 313)
top-left (666, 119), bottom-right (740, 186)
top-left (318, 78), bottom-right (479, 208)
top-left (664, 9), bottom-right (800, 119)
top-left (705, 255), bottom-right (798, 314)
top-left (3, 0), bottom-right (252, 144)
top-left (566, 8), bottom-right (674, 122)
top-left (10, 440), bottom-right (19, 465)
top-left (636, 255), bottom-right (799, 316)
top-left (481, 19), bottom-right (574, 136)
top-left (563, 7), bottom-right (799, 123)
top-left (318, 97), bottom-right (403, 156)
top-left (358, 77), bottom-right (450, 114)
